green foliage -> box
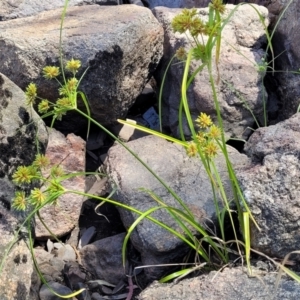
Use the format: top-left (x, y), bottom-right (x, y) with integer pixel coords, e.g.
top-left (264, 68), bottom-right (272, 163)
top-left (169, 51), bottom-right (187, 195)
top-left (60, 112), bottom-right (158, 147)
top-left (2, 2), bottom-right (300, 299)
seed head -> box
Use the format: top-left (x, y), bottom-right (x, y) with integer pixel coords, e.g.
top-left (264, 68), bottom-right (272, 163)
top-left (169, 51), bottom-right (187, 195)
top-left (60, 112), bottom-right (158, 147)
top-left (66, 58), bottom-right (81, 74)
top-left (25, 83), bottom-right (37, 105)
top-left (29, 188), bottom-right (46, 207)
top-left (186, 142), bottom-right (198, 157)
top-left (12, 166), bottom-right (33, 184)
top-left (38, 99), bottom-right (50, 114)
top-left (43, 66), bottom-right (60, 79)
top-left (204, 141), bottom-right (218, 158)
top-left (12, 191), bottom-right (27, 211)
top-left (34, 154), bottom-right (50, 170)
top-left (196, 112), bottom-right (213, 128)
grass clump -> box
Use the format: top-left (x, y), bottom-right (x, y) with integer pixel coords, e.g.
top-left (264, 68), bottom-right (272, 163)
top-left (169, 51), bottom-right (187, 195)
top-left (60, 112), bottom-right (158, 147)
top-left (1, 0), bottom-right (300, 299)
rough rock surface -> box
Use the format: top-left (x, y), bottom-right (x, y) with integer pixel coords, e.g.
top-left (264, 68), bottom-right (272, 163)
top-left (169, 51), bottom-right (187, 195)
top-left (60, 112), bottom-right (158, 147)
top-left (0, 72), bottom-right (47, 299)
top-left (0, 0), bottom-right (98, 20)
top-left (146, 0), bottom-right (210, 8)
top-left (35, 128), bottom-right (86, 240)
top-left (238, 113), bottom-right (300, 258)
top-left (139, 266), bottom-right (300, 300)
top-left (263, 0), bottom-right (300, 120)
top-left (105, 135), bottom-right (250, 279)
top-left (0, 4), bottom-right (163, 132)
top-left (39, 281), bottom-right (73, 300)
top-left (153, 4), bottom-right (268, 140)
top-left (80, 232), bottom-right (126, 285)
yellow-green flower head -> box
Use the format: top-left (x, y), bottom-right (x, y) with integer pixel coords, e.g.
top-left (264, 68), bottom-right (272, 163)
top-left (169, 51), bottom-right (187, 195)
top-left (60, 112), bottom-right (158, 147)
top-left (186, 141), bottom-right (198, 157)
top-left (208, 124), bottom-right (221, 139)
top-left (204, 141), bottom-right (218, 158)
top-left (196, 112), bottom-right (213, 128)
top-left (12, 166), bottom-right (33, 184)
top-left (38, 99), bottom-right (50, 114)
top-left (196, 131), bottom-right (207, 147)
top-left (25, 83), bottom-right (37, 106)
top-left (66, 58), bottom-right (81, 74)
top-left (57, 97), bottom-right (73, 109)
top-left (175, 47), bottom-right (187, 61)
top-left (34, 154), bottom-right (50, 170)
top-left (210, 0), bottom-right (226, 14)
top-left (50, 165), bottom-right (64, 178)
top-left (67, 78), bottom-right (78, 92)
top-left (171, 8), bottom-right (198, 34)
top-left (12, 191), bottom-right (27, 211)
top-left (43, 66), bottom-right (60, 79)
top-left (30, 188), bottom-right (46, 207)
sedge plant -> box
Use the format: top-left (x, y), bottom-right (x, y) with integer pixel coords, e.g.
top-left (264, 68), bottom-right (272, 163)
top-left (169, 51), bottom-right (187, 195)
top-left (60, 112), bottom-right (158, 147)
top-left (2, 1), bottom-right (300, 298)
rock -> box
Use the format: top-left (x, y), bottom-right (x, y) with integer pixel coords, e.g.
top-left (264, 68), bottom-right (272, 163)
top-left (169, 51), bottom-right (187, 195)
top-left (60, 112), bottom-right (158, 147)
top-left (78, 226), bottom-right (96, 249)
top-left (146, 0), bottom-right (210, 8)
top-left (138, 266), bottom-right (300, 300)
top-left (56, 244), bottom-right (76, 262)
top-left (0, 4), bottom-right (164, 132)
top-left (34, 248), bottom-right (55, 266)
top-left (238, 113), bottom-right (300, 258)
top-left (153, 4), bottom-right (268, 140)
top-left (0, 72), bottom-right (47, 300)
top-left (260, 0), bottom-right (300, 121)
top-left (0, 0), bottom-right (99, 21)
top-left (80, 233), bottom-right (126, 285)
top-left (63, 261), bottom-right (87, 290)
top-left (39, 282), bottom-right (73, 300)
top-left (225, 1), bottom-right (287, 22)
top-left (104, 135), bottom-right (250, 279)
top-left (35, 128), bottom-right (86, 240)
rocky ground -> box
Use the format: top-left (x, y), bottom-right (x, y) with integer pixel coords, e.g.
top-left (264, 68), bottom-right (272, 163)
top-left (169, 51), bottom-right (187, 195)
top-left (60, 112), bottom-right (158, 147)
top-left (1, 0), bottom-right (300, 299)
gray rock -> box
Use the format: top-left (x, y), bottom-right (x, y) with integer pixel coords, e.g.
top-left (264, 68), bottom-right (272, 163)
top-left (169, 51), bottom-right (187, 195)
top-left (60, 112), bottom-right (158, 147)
top-left (78, 226), bottom-right (96, 249)
top-left (238, 113), bottom-right (300, 258)
top-left (260, 0), bottom-right (300, 121)
top-left (153, 4), bottom-right (268, 140)
top-left (146, 0), bottom-right (210, 8)
top-left (56, 244), bottom-right (76, 262)
top-left (139, 266), bottom-right (300, 300)
top-left (104, 135), bottom-right (250, 279)
top-left (63, 261), bottom-right (86, 289)
top-left (0, 4), bottom-right (163, 132)
top-left (34, 248), bottom-right (55, 266)
top-left (80, 233), bottom-right (126, 285)
top-left (39, 282), bottom-right (73, 300)
top-left (0, 72), bottom-right (47, 300)
top-left (35, 128), bottom-right (86, 240)
top-left (0, 0), bottom-right (100, 20)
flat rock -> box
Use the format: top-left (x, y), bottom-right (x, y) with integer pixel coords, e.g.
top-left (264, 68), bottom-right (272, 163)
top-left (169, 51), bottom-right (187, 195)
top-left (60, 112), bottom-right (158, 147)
top-left (0, 4), bottom-right (163, 132)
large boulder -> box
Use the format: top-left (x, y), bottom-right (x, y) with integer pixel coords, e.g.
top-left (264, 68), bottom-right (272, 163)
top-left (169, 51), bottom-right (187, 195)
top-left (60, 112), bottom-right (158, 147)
top-left (0, 72), bottom-right (47, 299)
top-left (104, 135), bottom-right (250, 279)
top-left (238, 113), bottom-right (300, 258)
top-left (0, 4), bottom-right (163, 132)
top-left (0, 0), bottom-right (98, 20)
top-left (153, 4), bottom-right (269, 140)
